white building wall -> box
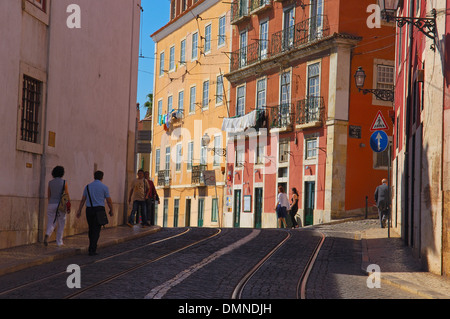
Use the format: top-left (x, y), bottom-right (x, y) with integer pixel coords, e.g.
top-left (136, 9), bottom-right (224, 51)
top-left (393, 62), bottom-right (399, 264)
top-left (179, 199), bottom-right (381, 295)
top-left (0, 0), bottom-right (141, 249)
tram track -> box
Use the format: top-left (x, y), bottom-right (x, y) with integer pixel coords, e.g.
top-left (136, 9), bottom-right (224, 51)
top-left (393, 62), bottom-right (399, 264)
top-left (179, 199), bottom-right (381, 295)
top-left (0, 227), bottom-right (219, 298)
top-left (232, 229), bottom-right (326, 300)
top-left (64, 228), bottom-right (222, 299)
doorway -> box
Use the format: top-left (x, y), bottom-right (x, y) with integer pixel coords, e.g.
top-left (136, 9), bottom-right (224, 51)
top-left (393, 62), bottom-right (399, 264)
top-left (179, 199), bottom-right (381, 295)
top-left (198, 198), bottom-right (204, 227)
top-left (233, 190), bottom-right (241, 228)
top-left (304, 181), bottom-right (315, 226)
top-left (185, 198), bottom-right (191, 227)
top-left (254, 187), bottom-right (263, 229)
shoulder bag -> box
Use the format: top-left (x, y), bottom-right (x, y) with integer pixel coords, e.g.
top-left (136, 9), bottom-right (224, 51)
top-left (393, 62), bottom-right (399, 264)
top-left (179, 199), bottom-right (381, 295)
top-left (86, 185), bottom-right (109, 226)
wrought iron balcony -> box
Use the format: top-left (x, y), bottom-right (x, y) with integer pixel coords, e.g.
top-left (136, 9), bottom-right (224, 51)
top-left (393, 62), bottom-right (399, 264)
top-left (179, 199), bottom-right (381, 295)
top-left (230, 41), bottom-right (269, 72)
top-left (191, 164), bottom-right (207, 185)
top-left (271, 15), bottom-right (329, 56)
top-left (250, 0), bottom-right (272, 13)
top-left (231, 0), bottom-right (250, 24)
top-left (269, 104), bottom-right (294, 130)
top-left (296, 96), bottom-right (325, 128)
top-left (157, 170), bottom-right (171, 187)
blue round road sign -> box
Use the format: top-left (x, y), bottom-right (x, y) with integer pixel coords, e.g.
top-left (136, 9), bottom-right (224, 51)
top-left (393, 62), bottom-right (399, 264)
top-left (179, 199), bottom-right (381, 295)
top-left (370, 131), bottom-right (388, 153)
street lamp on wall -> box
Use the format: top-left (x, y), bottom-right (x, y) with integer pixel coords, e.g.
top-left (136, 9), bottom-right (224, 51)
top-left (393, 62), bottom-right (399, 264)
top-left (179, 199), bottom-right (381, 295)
top-left (379, 0), bottom-right (437, 50)
top-left (354, 67), bottom-right (395, 102)
top-left (202, 133), bottom-right (227, 157)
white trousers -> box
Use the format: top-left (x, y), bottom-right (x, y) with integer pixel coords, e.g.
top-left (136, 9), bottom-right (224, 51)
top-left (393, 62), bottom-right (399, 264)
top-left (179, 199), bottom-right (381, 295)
top-left (46, 203), bottom-right (66, 246)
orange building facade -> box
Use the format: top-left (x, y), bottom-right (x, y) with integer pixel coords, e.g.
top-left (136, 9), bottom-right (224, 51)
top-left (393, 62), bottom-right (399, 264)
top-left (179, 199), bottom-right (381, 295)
top-left (223, 0), bottom-right (396, 227)
top-left (151, 0), bottom-right (231, 227)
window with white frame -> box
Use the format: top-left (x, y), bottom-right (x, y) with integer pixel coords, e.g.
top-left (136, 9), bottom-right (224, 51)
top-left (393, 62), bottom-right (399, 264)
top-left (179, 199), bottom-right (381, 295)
top-left (176, 144), bottom-right (182, 171)
top-left (305, 138), bottom-right (318, 159)
top-left (167, 95), bottom-right (173, 113)
top-left (205, 24), bottom-right (212, 54)
top-left (216, 75), bottom-right (224, 105)
top-left (165, 146), bottom-right (171, 170)
top-left (202, 80), bottom-right (210, 109)
top-left (236, 143), bottom-right (245, 167)
top-left (158, 99), bottom-right (163, 118)
top-left (178, 91), bottom-right (184, 115)
top-left (279, 140), bottom-right (289, 163)
top-left (260, 20), bottom-right (269, 59)
top-left (159, 51), bottom-right (165, 76)
top-left (155, 148), bottom-right (161, 173)
top-left (201, 144), bottom-right (207, 165)
top-left (213, 135), bottom-right (222, 166)
top-left (218, 16), bottom-right (226, 47)
top-left (169, 46), bottom-right (175, 71)
top-left (237, 85), bottom-right (245, 117)
top-left (187, 141), bottom-right (194, 170)
top-left (189, 86), bottom-right (196, 113)
top-left (180, 39), bottom-right (186, 65)
top-left (256, 78), bottom-right (266, 110)
top-left (192, 32), bottom-right (198, 60)
top-left (376, 64), bottom-right (394, 93)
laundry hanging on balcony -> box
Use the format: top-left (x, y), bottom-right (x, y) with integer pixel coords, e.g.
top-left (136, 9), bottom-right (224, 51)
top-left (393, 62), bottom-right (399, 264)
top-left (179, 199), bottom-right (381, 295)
top-left (221, 109), bottom-right (261, 133)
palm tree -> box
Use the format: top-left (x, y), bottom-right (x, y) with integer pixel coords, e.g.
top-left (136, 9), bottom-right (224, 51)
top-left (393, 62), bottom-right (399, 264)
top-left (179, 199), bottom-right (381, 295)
top-left (144, 93), bottom-right (153, 118)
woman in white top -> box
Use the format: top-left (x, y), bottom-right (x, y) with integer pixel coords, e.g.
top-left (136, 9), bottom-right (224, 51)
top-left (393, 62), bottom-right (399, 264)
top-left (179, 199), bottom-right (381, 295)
top-left (44, 166), bottom-right (71, 247)
top-left (274, 185), bottom-right (289, 228)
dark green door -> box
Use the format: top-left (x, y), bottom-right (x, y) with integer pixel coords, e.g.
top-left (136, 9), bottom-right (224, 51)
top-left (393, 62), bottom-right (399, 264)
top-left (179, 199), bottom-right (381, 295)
top-left (185, 199), bottom-right (191, 227)
top-left (304, 182), bottom-right (315, 226)
top-left (254, 188), bottom-right (263, 229)
top-left (198, 198), bottom-right (204, 227)
top-left (233, 190), bottom-right (241, 228)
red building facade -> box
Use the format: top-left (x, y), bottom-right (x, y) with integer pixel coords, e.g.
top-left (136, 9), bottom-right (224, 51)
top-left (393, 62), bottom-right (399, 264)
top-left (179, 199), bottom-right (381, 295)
top-left (223, 0), bottom-right (395, 228)
top-left (391, 0), bottom-right (450, 276)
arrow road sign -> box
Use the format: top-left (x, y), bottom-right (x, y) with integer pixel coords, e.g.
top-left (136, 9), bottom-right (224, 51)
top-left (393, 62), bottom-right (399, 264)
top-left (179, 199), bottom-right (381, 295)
top-left (370, 131), bottom-right (388, 153)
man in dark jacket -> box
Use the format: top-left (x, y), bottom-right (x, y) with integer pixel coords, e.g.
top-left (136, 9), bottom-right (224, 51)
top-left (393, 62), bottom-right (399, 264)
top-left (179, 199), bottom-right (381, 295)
top-left (144, 171), bottom-right (159, 226)
top-left (374, 178), bottom-right (389, 228)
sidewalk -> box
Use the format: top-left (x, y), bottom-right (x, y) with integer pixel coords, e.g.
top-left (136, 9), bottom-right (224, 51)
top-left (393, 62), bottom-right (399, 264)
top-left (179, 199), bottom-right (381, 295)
top-left (0, 225), bottom-right (161, 277)
top-left (361, 226), bottom-right (450, 299)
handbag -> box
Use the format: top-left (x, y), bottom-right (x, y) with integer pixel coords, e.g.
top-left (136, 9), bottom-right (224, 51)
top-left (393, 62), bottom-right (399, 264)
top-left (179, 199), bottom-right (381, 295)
top-left (57, 180), bottom-right (71, 213)
top-left (86, 185), bottom-right (109, 226)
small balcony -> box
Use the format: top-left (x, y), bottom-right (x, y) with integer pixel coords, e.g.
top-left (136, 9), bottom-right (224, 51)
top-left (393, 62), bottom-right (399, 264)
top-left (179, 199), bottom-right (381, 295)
top-left (157, 170), bottom-right (171, 187)
top-left (269, 104), bottom-right (294, 131)
top-left (271, 15), bottom-right (330, 56)
top-left (296, 96), bottom-right (326, 129)
top-left (230, 41), bottom-right (270, 72)
top-left (191, 164), bottom-right (207, 186)
top-left (231, 0), bottom-right (251, 25)
top-left (250, 0), bottom-right (273, 14)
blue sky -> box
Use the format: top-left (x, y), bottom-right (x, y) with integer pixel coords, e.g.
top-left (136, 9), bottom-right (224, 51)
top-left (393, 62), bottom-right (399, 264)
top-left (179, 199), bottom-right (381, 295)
top-left (136, 0), bottom-right (170, 119)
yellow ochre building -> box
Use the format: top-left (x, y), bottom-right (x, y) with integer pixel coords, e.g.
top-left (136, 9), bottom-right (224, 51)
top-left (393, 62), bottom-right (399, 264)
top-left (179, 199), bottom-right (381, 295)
top-left (151, 0), bottom-right (231, 227)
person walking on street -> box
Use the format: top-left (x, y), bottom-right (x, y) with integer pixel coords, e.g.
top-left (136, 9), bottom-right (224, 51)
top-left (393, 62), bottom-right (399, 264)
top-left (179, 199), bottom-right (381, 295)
top-left (76, 171), bottom-right (113, 256)
top-left (144, 171), bottom-right (159, 226)
top-left (374, 178), bottom-right (390, 228)
top-left (44, 166), bottom-right (71, 247)
top-left (128, 169), bottom-right (150, 227)
top-left (275, 186), bottom-right (289, 228)
top-left (289, 188), bottom-right (300, 229)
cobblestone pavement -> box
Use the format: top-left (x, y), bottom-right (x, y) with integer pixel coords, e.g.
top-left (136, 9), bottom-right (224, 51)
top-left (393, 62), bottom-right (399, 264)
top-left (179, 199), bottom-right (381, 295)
top-left (306, 219), bottom-right (423, 299)
top-left (1, 219), bottom-right (449, 300)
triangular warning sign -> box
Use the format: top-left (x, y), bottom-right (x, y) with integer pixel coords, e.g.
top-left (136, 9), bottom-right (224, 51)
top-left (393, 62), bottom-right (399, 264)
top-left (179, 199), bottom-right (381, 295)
top-left (370, 111), bottom-right (389, 131)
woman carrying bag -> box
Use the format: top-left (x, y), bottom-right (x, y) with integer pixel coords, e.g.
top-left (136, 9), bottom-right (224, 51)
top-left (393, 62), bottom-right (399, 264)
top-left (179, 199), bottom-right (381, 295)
top-left (44, 166), bottom-right (71, 247)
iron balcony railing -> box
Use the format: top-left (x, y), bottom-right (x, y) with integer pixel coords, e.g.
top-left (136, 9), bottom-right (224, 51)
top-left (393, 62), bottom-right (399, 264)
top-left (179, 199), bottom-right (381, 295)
top-left (231, 0), bottom-right (250, 24)
top-left (230, 41), bottom-right (269, 72)
top-left (269, 103), bottom-right (294, 129)
top-left (191, 164), bottom-right (207, 185)
top-left (271, 15), bottom-right (329, 56)
top-left (230, 15), bottom-right (329, 72)
top-left (296, 96), bottom-right (325, 125)
top-left (250, 0), bottom-right (272, 12)
top-left (157, 170), bottom-right (171, 187)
